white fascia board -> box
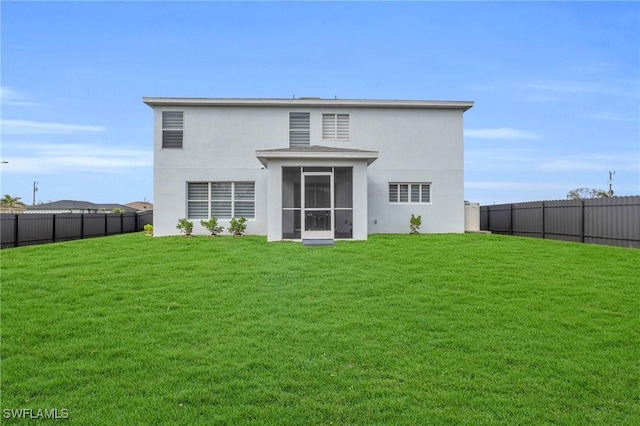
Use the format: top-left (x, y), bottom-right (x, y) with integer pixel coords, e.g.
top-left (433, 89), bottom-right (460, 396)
top-left (255, 150), bottom-right (379, 167)
top-left (143, 97), bottom-right (474, 111)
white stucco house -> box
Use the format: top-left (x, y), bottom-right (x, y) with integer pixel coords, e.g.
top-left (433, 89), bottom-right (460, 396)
top-left (143, 97), bottom-right (473, 242)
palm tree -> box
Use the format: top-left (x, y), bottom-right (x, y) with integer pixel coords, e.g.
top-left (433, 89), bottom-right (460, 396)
top-left (1, 194), bottom-right (22, 213)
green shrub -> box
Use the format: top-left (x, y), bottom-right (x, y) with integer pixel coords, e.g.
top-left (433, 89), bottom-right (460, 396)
top-left (176, 218), bottom-right (194, 236)
top-left (228, 217), bottom-right (248, 236)
top-left (143, 224), bottom-right (153, 236)
top-left (410, 214), bottom-right (422, 234)
top-left (200, 217), bottom-right (224, 236)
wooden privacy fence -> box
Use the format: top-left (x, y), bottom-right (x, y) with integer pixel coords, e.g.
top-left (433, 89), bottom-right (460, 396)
top-left (480, 196), bottom-right (639, 248)
top-left (0, 211), bottom-right (153, 249)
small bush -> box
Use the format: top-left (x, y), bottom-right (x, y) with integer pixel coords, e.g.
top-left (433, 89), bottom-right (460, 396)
top-left (176, 218), bottom-right (194, 236)
top-left (228, 217), bottom-right (248, 236)
top-left (143, 224), bottom-right (153, 236)
top-left (410, 214), bottom-right (422, 234)
top-left (200, 217), bottom-right (224, 236)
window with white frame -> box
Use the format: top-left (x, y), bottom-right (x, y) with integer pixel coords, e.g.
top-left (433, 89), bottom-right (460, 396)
top-left (187, 182), bottom-right (255, 219)
top-left (289, 112), bottom-right (310, 147)
top-left (162, 111), bottom-right (183, 148)
top-left (389, 183), bottom-right (431, 203)
top-left (322, 113), bottom-right (349, 140)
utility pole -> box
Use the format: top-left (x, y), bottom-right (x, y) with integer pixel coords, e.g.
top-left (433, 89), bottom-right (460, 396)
top-left (33, 181), bottom-right (38, 205)
top-left (608, 171), bottom-right (615, 197)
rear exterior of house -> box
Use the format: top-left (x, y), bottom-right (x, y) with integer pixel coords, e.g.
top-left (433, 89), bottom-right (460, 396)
top-left (143, 97), bottom-right (473, 241)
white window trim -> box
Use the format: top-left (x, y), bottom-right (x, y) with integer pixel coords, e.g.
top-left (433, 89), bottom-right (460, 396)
top-left (388, 182), bottom-right (432, 204)
top-left (187, 181), bottom-right (255, 219)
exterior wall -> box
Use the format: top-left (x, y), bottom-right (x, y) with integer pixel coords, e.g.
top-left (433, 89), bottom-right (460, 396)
top-left (346, 108), bottom-right (465, 234)
top-left (153, 106), bottom-right (273, 236)
top-left (368, 170), bottom-right (464, 234)
top-left (152, 102), bottom-right (466, 237)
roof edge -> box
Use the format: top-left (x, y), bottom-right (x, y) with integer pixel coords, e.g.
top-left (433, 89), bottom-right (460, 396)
top-left (255, 146), bottom-right (379, 167)
top-left (143, 97), bottom-right (474, 111)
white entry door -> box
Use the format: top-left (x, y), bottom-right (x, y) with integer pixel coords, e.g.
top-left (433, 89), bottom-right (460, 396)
top-left (302, 172), bottom-right (333, 239)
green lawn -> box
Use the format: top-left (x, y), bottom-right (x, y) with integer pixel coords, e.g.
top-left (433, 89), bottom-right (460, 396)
top-left (1, 233), bottom-right (639, 424)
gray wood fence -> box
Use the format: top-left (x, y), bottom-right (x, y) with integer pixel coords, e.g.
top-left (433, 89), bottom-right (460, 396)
top-left (480, 196), bottom-right (639, 248)
top-left (0, 211), bottom-right (153, 249)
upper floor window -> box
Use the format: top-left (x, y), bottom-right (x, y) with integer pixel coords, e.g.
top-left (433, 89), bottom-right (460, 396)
top-left (389, 183), bottom-right (431, 204)
top-left (322, 113), bottom-right (349, 140)
top-left (162, 111), bottom-right (183, 148)
top-left (289, 112), bottom-right (310, 147)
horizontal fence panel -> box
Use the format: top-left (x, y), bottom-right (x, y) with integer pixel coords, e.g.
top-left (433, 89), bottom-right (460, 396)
top-left (545, 200), bottom-right (581, 240)
top-left (0, 212), bottom-right (153, 249)
top-left (123, 213), bottom-right (137, 233)
top-left (486, 205), bottom-right (512, 234)
top-left (481, 196), bottom-right (639, 249)
top-left (479, 207), bottom-right (489, 231)
top-left (137, 211), bottom-right (153, 229)
top-left (584, 197), bottom-right (640, 243)
top-left (106, 215), bottom-right (122, 236)
top-left (18, 214), bottom-right (54, 246)
top-left (1, 215), bottom-right (17, 248)
top-left (83, 214), bottom-right (107, 238)
top-left (512, 202), bottom-right (543, 237)
top-left (55, 214), bottom-right (82, 242)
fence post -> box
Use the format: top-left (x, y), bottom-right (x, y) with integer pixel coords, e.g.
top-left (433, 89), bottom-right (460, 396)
top-left (541, 202), bottom-right (545, 239)
top-left (487, 207), bottom-right (491, 232)
top-left (52, 214), bottom-right (56, 243)
top-left (509, 204), bottom-right (513, 235)
top-left (14, 214), bottom-right (19, 248)
top-left (580, 200), bottom-right (585, 243)
top-left (81, 214), bottom-right (85, 239)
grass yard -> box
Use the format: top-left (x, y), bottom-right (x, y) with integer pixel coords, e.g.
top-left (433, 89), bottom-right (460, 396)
top-left (1, 233), bottom-right (639, 424)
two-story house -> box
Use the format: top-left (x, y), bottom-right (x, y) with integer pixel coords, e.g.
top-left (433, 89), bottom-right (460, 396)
top-left (143, 97), bottom-right (473, 242)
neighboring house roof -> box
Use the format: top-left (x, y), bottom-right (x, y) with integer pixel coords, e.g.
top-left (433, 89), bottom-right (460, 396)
top-left (143, 97), bottom-right (474, 111)
top-left (98, 204), bottom-right (137, 212)
top-left (27, 200), bottom-right (136, 212)
top-left (125, 201), bottom-right (153, 211)
top-left (256, 145), bottom-right (379, 167)
top-left (28, 200), bottom-right (96, 210)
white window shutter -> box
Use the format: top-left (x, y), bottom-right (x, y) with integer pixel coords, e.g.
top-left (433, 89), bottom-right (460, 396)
top-left (162, 111), bottom-right (183, 148)
top-left (290, 113), bottom-right (310, 147)
top-left (322, 114), bottom-right (336, 139)
top-left (337, 114), bottom-right (349, 139)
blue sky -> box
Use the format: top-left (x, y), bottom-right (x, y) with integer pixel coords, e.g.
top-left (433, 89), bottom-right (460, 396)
top-left (1, 1), bottom-right (638, 206)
